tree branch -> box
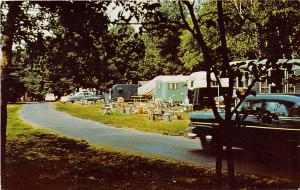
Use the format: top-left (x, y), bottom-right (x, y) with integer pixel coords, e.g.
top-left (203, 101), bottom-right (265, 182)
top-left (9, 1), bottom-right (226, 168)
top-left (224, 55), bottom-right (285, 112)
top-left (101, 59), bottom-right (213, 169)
top-left (178, 1), bottom-right (195, 35)
top-left (231, 64), bottom-right (273, 115)
top-left (182, 1), bottom-right (222, 121)
top-left (217, 0), bottom-right (234, 121)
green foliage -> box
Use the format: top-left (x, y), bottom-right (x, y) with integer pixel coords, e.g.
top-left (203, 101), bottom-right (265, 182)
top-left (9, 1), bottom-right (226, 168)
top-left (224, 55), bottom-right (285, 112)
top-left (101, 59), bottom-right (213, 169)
top-left (177, 0), bottom-right (299, 72)
top-left (106, 25), bottom-right (145, 85)
top-left (6, 1), bottom-right (112, 98)
top-left (178, 30), bottom-right (203, 70)
top-left (3, 1), bottom-right (299, 99)
top-left (139, 2), bottom-right (189, 79)
top-left (254, 0), bottom-right (299, 58)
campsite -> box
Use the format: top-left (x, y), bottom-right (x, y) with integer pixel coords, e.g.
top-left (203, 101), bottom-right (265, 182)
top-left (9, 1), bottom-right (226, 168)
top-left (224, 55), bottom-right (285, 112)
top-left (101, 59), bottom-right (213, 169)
top-left (2, 1), bottom-right (300, 189)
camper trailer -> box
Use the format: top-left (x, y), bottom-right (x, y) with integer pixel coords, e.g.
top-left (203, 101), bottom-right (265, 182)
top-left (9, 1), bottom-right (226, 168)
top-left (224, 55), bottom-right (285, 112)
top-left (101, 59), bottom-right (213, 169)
top-left (154, 76), bottom-right (189, 103)
top-left (231, 59), bottom-right (300, 94)
top-left (110, 84), bottom-right (138, 101)
top-left (188, 72), bottom-right (229, 110)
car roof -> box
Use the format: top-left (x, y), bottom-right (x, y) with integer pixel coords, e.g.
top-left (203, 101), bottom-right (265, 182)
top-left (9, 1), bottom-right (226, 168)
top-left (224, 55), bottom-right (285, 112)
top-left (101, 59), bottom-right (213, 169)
top-left (245, 94), bottom-right (300, 104)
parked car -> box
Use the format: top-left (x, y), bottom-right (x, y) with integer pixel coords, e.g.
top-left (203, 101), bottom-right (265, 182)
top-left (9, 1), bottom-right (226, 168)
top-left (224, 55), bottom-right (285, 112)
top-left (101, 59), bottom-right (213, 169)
top-left (60, 95), bottom-right (71, 103)
top-left (188, 95), bottom-right (300, 153)
top-left (60, 92), bottom-right (102, 103)
top-left (45, 93), bottom-right (56, 102)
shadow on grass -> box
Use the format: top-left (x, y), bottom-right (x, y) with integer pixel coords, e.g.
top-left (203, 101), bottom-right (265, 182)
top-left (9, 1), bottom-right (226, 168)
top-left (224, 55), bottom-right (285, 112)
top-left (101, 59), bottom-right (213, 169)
top-left (5, 131), bottom-right (300, 190)
top-left (188, 147), bottom-right (300, 181)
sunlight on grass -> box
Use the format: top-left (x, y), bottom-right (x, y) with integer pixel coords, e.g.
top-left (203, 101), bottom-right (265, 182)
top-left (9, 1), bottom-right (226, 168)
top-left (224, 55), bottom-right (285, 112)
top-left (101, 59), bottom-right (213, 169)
top-left (7, 104), bottom-right (52, 139)
top-left (54, 102), bottom-right (190, 136)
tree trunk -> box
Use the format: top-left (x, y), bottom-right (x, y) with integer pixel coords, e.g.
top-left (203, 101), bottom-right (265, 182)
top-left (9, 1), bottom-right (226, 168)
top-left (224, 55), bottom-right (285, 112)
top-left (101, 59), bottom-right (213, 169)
top-left (226, 144), bottom-right (236, 189)
top-left (1, 1), bottom-right (21, 183)
top-left (215, 142), bottom-right (223, 189)
top-left (215, 137), bottom-right (223, 188)
top-left (216, 0), bottom-right (237, 188)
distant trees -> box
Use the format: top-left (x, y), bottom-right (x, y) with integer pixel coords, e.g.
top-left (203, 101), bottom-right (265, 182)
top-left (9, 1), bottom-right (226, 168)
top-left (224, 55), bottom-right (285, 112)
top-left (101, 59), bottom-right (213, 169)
top-left (139, 2), bottom-right (189, 79)
top-left (178, 0), bottom-right (299, 70)
top-left (4, 1), bottom-right (112, 99)
top-left (105, 25), bottom-right (145, 85)
top-left (42, 1), bottom-right (110, 92)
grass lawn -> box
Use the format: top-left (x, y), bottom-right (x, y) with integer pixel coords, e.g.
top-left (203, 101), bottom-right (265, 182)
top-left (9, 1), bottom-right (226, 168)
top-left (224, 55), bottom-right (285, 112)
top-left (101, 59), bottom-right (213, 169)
top-left (4, 104), bottom-right (299, 189)
top-left (54, 102), bottom-right (190, 136)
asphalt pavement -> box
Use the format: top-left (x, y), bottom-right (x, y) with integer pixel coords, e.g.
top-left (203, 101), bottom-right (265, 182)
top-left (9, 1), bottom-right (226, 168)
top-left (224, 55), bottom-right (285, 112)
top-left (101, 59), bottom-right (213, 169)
top-left (20, 103), bottom-right (299, 180)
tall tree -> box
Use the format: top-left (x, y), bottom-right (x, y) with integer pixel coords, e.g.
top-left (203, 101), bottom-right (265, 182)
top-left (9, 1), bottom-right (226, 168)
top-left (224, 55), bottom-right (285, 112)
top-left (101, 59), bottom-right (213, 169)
top-left (1, 1), bottom-right (111, 176)
top-left (106, 25), bottom-right (145, 85)
top-left (139, 2), bottom-right (189, 79)
top-left (1, 1), bottom-right (22, 180)
top-left (176, 0), bottom-right (298, 188)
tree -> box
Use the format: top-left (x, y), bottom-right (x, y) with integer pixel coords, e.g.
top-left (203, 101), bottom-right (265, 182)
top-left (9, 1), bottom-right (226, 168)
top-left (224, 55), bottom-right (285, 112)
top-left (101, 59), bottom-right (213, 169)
top-left (178, 0), bottom-right (299, 70)
top-left (43, 1), bottom-right (110, 91)
top-left (1, 1), bottom-right (22, 181)
top-left (139, 2), bottom-right (189, 79)
top-left (105, 25), bottom-right (145, 86)
top-left (1, 0), bottom-right (111, 176)
top-left (176, 0), bottom-right (298, 188)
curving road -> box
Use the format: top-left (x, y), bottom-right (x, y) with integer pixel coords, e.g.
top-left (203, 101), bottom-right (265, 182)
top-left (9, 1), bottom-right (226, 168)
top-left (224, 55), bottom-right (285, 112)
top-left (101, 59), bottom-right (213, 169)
top-left (20, 103), bottom-right (299, 180)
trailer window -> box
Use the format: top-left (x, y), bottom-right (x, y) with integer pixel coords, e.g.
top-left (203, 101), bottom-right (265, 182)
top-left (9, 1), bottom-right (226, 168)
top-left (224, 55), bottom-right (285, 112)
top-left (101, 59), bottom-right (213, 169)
top-left (168, 83), bottom-right (178, 90)
top-left (157, 83), bottom-right (161, 89)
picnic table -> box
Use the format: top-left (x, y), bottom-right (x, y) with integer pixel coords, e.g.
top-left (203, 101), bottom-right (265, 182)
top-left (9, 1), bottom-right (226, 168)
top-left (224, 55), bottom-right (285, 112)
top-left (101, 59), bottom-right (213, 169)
top-left (102, 106), bottom-right (112, 115)
top-left (167, 110), bottom-right (183, 120)
top-left (131, 96), bottom-right (148, 102)
top-left (148, 112), bottom-right (163, 121)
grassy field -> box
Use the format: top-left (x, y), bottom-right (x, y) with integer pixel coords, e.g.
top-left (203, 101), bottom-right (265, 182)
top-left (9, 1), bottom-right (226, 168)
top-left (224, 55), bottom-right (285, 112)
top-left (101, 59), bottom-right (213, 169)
top-left (4, 104), bottom-right (299, 189)
top-left (54, 102), bottom-right (190, 136)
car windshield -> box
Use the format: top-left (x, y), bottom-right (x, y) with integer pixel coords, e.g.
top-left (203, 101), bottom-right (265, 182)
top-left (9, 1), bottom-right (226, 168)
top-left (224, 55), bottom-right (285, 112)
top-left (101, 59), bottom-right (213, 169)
top-left (241, 100), bottom-right (300, 117)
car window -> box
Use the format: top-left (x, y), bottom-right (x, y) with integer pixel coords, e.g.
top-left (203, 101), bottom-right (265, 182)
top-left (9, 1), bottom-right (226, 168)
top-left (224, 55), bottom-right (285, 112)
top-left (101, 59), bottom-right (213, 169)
top-left (264, 101), bottom-right (288, 116)
top-left (244, 101), bottom-right (263, 111)
top-left (241, 100), bottom-right (293, 117)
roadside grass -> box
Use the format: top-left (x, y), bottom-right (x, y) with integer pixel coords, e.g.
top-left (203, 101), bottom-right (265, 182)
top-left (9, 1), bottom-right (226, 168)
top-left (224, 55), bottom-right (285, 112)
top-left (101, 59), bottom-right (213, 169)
top-left (54, 102), bottom-right (190, 136)
top-left (4, 104), bottom-right (299, 189)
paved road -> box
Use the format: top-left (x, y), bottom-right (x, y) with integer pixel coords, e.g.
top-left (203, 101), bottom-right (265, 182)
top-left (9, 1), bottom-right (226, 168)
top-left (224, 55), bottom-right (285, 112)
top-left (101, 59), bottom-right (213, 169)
top-left (20, 103), bottom-right (299, 180)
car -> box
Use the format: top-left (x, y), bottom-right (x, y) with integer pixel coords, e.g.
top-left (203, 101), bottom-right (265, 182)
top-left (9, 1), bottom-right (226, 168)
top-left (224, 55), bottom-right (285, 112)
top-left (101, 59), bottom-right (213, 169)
top-left (239, 94), bottom-right (300, 117)
top-left (60, 95), bottom-right (71, 103)
top-left (45, 93), bottom-right (56, 102)
top-left (188, 94), bottom-right (300, 153)
top-left (63, 91), bottom-right (102, 103)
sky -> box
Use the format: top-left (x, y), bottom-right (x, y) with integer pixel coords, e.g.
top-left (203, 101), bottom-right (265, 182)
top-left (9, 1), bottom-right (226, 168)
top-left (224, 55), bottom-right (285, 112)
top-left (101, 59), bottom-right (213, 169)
top-left (107, 2), bottom-right (140, 31)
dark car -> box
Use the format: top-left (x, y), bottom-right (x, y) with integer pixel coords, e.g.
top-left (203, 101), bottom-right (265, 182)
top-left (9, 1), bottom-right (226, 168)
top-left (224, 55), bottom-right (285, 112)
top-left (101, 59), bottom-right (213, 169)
top-left (188, 95), bottom-right (300, 152)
